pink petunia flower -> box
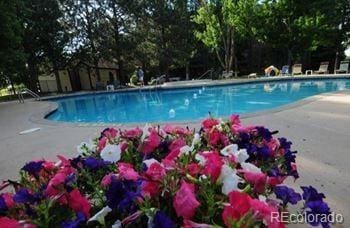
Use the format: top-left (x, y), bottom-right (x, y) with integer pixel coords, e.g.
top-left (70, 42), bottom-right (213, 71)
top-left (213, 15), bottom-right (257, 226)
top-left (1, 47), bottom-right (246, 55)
top-left (118, 162), bottom-right (139, 181)
top-left (208, 129), bottom-right (221, 146)
top-left (222, 191), bottom-right (251, 226)
top-left (173, 181), bottom-right (200, 219)
top-left (201, 151), bottom-right (223, 182)
top-left (141, 181), bottom-right (159, 197)
top-left (250, 198), bottom-right (285, 228)
top-left (67, 189), bottom-right (91, 218)
top-left (122, 128), bottom-right (142, 138)
top-left (103, 128), bottom-right (118, 139)
top-left (187, 163), bottom-right (201, 176)
top-left (97, 137), bottom-right (107, 151)
top-left (101, 173), bottom-right (116, 187)
top-left (145, 162), bottom-right (166, 181)
top-left (229, 115), bottom-right (241, 126)
top-left (164, 138), bottom-right (186, 161)
top-left (140, 130), bottom-right (160, 154)
top-left (2, 193), bottom-right (14, 208)
top-left (0, 217), bottom-right (20, 227)
top-left (243, 171), bottom-right (268, 194)
top-left (202, 118), bottom-right (219, 129)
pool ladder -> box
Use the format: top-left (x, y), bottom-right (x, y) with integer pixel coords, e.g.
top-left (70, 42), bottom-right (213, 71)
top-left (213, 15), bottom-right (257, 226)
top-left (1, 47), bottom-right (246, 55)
top-left (18, 88), bottom-right (41, 103)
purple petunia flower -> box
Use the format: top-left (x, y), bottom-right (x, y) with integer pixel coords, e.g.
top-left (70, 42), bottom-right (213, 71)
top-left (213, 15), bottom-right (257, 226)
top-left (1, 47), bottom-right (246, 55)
top-left (105, 178), bottom-right (140, 212)
top-left (22, 161), bottom-right (45, 177)
top-left (301, 186), bottom-right (325, 203)
top-left (257, 145), bottom-right (270, 158)
top-left (305, 200), bottom-right (331, 228)
top-left (274, 185), bottom-right (301, 205)
top-left (278, 137), bottom-right (292, 151)
top-left (13, 188), bottom-right (35, 204)
top-left (61, 212), bottom-right (86, 228)
top-left (153, 211), bottom-right (176, 228)
top-left (256, 126), bottom-right (273, 140)
top-left (83, 157), bottom-right (109, 170)
top-left (0, 195), bottom-right (7, 212)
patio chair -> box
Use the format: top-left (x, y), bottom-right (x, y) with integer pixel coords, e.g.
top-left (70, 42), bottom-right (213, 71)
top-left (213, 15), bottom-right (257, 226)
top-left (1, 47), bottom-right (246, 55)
top-left (292, 64), bottom-right (302, 76)
top-left (335, 61), bottom-right (349, 74)
top-left (314, 61), bottom-right (329, 74)
top-left (280, 65), bottom-right (290, 76)
top-left (222, 70), bottom-right (233, 79)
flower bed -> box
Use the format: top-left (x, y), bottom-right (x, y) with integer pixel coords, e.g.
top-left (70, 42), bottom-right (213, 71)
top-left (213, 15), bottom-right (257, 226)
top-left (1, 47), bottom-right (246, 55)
top-left (0, 115), bottom-right (331, 227)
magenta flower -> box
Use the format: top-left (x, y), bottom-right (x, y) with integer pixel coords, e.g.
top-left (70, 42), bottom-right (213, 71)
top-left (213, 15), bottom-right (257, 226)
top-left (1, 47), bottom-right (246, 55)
top-left (0, 217), bottom-right (20, 227)
top-left (173, 181), bottom-right (200, 219)
top-left (140, 131), bottom-right (161, 154)
top-left (201, 151), bottom-right (223, 182)
top-left (67, 189), bottom-right (91, 218)
top-left (118, 162), bottom-right (140, 181)
top-left (202, 118), bottom-right (219, 129)
top-left (121, 127), bottom-right (142, 139)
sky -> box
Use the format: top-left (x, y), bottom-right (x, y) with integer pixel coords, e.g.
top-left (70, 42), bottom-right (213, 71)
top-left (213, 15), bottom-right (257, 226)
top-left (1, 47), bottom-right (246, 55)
top-left (345, 47), bottom-right (350, 57)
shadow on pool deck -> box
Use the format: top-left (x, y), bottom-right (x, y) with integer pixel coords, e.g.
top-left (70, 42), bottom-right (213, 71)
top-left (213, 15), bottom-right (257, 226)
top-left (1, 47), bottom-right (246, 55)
top-left (0, 91), bottom-right (350, 226)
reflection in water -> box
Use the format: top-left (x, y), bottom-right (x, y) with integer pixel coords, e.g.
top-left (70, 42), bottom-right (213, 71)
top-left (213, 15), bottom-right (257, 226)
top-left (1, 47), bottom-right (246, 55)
top-left (264, 83), bottom-right (278, 92)
top-left (290, 82), bottom-right (300, 92)
top-left (278, 83), bottom-right (288, 92)
top-left (48, 79), bottom-right (350, 123)
top-left (314, 81), bottom-right (326, 91)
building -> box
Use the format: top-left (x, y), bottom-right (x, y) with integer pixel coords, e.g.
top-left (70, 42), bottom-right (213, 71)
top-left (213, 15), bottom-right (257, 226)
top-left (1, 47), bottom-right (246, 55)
top-left (39, 59), bottom-right (120, 93)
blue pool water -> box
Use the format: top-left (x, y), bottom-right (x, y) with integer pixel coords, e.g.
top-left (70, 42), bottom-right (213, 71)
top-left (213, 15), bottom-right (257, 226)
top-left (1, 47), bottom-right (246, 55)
top-left (46, 79), bottom-right (350, 123)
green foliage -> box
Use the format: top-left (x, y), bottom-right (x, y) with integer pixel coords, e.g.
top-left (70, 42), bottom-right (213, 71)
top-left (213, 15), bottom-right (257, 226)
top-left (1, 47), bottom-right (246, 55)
top-left (193, 0), bottom-right (258, 71)
top-left (0, 0), bottom-right (26, 89)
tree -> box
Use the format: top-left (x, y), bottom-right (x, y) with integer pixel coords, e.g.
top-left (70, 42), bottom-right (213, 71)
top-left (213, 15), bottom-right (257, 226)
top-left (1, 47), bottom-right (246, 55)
top-left (193, 0), bottom-right (258, 73)
top-left (254, 0), bottom-right (349, 66)
top-left (36, 0), bottom-right (69, 92)
top-left (0, 0), bottom-right (26, 94)
top-left (130, 0), bottom-right (198, 80)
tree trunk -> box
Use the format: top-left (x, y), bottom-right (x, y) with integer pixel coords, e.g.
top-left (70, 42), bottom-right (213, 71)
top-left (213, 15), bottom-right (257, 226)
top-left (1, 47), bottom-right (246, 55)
top-left (111, 3), bottom-right (124, 85)
top-left (186, 63), bottom-right (190, 80)
top-left (53, 63), bottom-right (62, 92)
top-left (287, 48), bottom-right (293, 66)
top-left (7, 74), bottom-right (16, 95)
top-left (27, 58), bottom-right (39, 92)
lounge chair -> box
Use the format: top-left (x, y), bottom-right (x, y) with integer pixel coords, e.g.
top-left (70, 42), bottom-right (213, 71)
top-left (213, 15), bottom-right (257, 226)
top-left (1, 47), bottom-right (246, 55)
top-left (149, 75), bottom-right (166, 85)
top-left (314, 61), bottom-right (329, 74)
top-left (280, 65), bottom-right (290, 76)
top-left (222, 70), bottom-right (233, 79)
top-left (292, 64), bottom-right (302, 76)
top-left (335, 61), bottom-right (349, 74)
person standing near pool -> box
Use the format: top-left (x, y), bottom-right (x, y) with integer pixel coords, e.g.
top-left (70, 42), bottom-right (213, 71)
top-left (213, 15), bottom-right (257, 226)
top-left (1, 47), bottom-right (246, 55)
top-left (136, 66), bottom-right (144, 87)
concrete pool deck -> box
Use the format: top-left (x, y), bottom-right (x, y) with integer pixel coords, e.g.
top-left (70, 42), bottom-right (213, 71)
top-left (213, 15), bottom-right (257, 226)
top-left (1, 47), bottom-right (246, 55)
top-left (0, 90), bottom-right (350, 226)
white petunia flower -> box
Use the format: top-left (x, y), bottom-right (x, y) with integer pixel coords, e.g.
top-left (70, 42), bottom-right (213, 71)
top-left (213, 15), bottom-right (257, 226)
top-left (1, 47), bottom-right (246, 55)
top-left (142, 158), bottom-right (160, 168)
top-left (218, 164), bottom-right (241, 195)
top-left (111, 220), bottom-right (122, 228)
top-left (195, 154), bottom-right (206, 165)
top-left (88, 206), bottom-right (112, 224)
top-left (100, 144), bottom-right (121, 163)
top-left (192, 133), bottom-right (201, 145)
top-left (141, 124), bottom-right (151, 141)
top-left (241, 162), bottom-right (261, 173)
top-left (178, 133), bottom-right (201, 157)
top-left (220, 144), bottom-right (239, 156)
top-left (220, 144), bottom-right (249, 163)
top-left (179, 145), bottom-right (192, 156)
top-left (235, 149), bottom-right (249, 163)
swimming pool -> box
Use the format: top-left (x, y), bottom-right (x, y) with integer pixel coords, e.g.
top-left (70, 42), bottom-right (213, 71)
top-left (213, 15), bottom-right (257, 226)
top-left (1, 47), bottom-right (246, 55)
top-left (46, 78), bottom-right (350, 123)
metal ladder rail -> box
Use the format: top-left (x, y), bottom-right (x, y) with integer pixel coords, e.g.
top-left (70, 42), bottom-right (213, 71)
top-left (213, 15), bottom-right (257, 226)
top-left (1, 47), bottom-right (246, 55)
top-left (197, 69), bottom-right (214, 80)
top-left (18, 88), bottom-right (41, 103)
